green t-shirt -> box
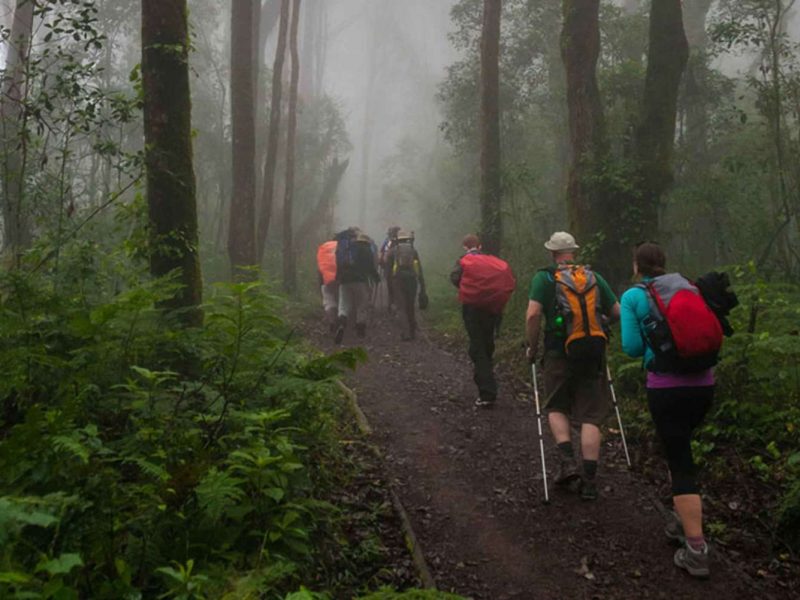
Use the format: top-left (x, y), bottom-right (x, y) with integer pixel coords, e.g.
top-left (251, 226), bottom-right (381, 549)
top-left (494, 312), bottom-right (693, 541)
top-left (528, 265), bottom-right (618, 349)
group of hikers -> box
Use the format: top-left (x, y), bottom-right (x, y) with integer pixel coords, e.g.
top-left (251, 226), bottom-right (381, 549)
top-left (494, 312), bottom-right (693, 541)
top-left (316, 226), bottom-right (427, 344)
top-left (316, 227), bottom-right (738, 579)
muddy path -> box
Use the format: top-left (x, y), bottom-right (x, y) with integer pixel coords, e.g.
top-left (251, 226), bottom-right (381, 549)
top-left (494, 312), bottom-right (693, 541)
top-left (307, 314), bottom-right (784, 599)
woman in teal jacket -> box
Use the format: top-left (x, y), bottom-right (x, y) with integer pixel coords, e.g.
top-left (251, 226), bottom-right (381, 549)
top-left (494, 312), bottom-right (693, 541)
top-left (620, 243), bottom-right (714, 579)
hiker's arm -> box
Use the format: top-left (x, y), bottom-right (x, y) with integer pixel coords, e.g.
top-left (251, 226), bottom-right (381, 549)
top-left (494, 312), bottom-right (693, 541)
top-left (415, 253), bottom-right (426, 289)
top-left (526, 300), bottom-right (544, 356)
top-left (449, 260), bottom-right (462, 288)
top-left (620, 291), bottom-right (646, 358)
top-left (597, 274), bottom-right (620, 323)
top-left (609, 301), bottom-right (621, 323)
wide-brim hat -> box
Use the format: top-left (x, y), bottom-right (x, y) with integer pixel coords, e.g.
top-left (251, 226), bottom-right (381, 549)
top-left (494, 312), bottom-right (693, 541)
top-left (396, 230), bottom-right (414, 241)
top-left (544, 231), bottom-right (579, 252)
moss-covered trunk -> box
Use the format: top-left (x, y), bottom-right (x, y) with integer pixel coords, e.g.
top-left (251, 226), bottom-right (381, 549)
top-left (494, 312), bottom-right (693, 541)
top-left (141, 0), bottom-right (203, 325)
top-left (633, 0), bottom-right (689, 236)
top-left (0, 0), bottom-right (34, 266)
top-left (479, 0), bottom-right (502, 255)
top-left (561, 0), bottom-right (608, 255)
top-left (229, 0), bottom-right (259, 276)
top-left (282, 0), bottom-right (301, 293)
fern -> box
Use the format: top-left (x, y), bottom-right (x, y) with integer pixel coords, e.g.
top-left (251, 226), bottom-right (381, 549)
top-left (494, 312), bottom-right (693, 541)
top-left (51, 435), bottom-right (90, 464)
top-left (195, 468), bottom-right (245, 522)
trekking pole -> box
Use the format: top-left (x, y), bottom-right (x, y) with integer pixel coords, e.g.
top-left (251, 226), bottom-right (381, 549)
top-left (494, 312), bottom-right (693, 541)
top-left (531, 363), bottom-right (550, 504)
top-left (606, 364), bottom-right (631, 468)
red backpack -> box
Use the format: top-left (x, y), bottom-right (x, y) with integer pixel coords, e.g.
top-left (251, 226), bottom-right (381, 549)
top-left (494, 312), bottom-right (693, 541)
top-left (639, 273), bottom-right (723, 373)
top-left (458, 253), bottom-right (516, 314)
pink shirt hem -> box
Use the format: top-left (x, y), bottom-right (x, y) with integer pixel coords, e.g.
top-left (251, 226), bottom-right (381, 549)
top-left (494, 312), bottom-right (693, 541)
top-left (646, 369), bottom-right (715, 389)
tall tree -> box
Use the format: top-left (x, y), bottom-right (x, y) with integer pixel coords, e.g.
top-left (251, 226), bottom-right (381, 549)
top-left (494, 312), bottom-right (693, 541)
top-left (299, 0), bottom-right (319, 101)
top-left (560, 0), bottom-right (607, 250)
top-left (229, 0), bottom-right (259, 276)
top-left (141, 0), bottom-right (203, 325)
top-left (282, 0), bottom-right (301, 292)
top-left (479, 0), bottom-right (502, 255)
top-left (357, 1), bottom-right (381, 228)
top-left (256, 0), bottom-right (290, 261)
top-left (1, 0), bottom-right (35, 264)
top-left (682, 0), bottom-right (714, 169)
top-left (633, 0), bottom-right (689, 235)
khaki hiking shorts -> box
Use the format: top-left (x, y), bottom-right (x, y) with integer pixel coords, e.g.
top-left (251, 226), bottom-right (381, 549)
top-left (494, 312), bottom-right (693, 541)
top-left (543, 352), bottom-right (610, 426)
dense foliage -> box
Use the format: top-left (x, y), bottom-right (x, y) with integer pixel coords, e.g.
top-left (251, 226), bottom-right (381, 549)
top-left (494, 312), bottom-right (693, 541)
top-left (0, 247), bottom-right (381, 597)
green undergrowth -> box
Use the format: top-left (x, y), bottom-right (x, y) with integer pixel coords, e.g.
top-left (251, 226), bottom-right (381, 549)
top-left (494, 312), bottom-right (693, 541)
top-left (0, 254), bottom-right (437, 598)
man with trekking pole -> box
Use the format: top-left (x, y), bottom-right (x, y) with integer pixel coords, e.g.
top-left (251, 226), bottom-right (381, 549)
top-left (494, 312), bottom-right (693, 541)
top-left (525, 232), bottom-right (620, 500)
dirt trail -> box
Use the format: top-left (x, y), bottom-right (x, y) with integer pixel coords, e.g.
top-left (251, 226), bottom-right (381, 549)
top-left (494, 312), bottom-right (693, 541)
top-left (309, 315), bottom-right (780, 599)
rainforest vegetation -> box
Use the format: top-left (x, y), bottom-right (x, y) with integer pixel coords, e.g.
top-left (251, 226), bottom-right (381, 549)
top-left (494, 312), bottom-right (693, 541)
top-left (0, 0), bottom-right (798, 598)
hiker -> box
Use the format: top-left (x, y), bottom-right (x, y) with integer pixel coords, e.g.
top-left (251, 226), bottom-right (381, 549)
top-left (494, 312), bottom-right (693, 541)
top-left (525, 231), bottom-right (620, 501)
top-left (620, 242), bottom-right (724, 578)
top-left (386, 230), bottom-right (427, 340)
top-left (379, 226), bottom-right (401, 312)
top-left (316, 239), bottom-right (338, 331)
top-left (334, 228), bottom-right (380, 344)
top-left (451, 234), bottom-right (516, 407)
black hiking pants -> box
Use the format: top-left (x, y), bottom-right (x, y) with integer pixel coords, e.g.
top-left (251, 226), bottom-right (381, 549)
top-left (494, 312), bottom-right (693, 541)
top-left (647, 386), bottom-right (715, 496)
top-left (462, 305), bottom-right (500, 402)
top-left (393, 271), bottom-right (418, 339)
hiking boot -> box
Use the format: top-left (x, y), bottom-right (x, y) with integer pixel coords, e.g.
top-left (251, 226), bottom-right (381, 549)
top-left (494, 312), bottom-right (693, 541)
top-left (474, 397), bottom-right (495, 408)
top-left (580, 479), bottom-right (598, 501)
top-left (665, 511), bottom-right (685, 544)
top-left (333, 316), bottom-right (346, 345)
top-left (554, 454), bottom-right (580, 486)
top-left (674, 542), bottom-right (710, 578)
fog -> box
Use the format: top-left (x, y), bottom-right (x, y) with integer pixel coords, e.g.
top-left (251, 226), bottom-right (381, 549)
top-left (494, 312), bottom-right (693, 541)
top-left (301, 0), bottom-right (457, 236)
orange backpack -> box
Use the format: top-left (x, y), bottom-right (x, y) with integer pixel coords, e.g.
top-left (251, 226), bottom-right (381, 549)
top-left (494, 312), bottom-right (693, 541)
top-left (552, 264), bottom-right (607, 360)
top-left (316, 241), bottom-right (337, 285)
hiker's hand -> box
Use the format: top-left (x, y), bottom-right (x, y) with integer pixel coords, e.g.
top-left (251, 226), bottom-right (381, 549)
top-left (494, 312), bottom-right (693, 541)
top-left (526, 346), bottom-right (537, 364)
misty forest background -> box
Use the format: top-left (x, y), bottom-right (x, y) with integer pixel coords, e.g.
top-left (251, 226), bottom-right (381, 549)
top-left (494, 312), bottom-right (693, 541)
top-left (0, 0), bottom-right (799, 598)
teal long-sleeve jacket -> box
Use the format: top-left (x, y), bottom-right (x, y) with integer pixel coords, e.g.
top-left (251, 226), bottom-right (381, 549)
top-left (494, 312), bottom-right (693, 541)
top-left (619, 281), bottom-right (654, 369)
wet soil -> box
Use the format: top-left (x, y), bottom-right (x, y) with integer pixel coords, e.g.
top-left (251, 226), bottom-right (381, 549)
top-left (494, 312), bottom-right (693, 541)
top-left (307, 314), bottom-right (792, 599)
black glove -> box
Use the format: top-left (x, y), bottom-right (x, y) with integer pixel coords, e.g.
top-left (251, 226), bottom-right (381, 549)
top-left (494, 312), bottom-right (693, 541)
top-left (418, 289), bottom-right (429, 310)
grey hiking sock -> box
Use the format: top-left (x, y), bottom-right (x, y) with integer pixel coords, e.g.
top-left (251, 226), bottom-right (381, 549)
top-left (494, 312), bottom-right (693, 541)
top-left (558, 442), bottom-right (574, 458)
top-left (583, 459), bottom-right (598, 481)
top-left (686, 535), bottom-right (706, 552)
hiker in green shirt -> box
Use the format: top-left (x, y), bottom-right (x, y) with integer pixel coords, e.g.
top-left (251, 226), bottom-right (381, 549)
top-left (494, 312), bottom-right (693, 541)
top-left (525, 232), bottom-right (620, 500)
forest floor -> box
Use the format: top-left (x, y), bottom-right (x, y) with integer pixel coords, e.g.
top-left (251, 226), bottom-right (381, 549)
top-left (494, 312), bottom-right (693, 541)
top-left (305, 310), bottom-right (793, 600)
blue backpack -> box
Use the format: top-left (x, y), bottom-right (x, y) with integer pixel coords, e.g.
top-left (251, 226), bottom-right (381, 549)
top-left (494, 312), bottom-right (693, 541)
top-left (335, 232), bottom-right (358, 270)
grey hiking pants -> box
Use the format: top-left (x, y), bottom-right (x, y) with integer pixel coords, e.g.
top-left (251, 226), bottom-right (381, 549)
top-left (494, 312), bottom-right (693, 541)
top-left (338, 282), bottom-right (370, 325)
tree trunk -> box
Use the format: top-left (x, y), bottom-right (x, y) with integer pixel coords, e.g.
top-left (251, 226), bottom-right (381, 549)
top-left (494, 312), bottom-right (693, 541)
top-left (1, 0), bottom-right (35, 264)
top-left (282, 0), bottom-right (301, 293)
top-left (294, 157), bottom-right (349, 247)
top-left (561, 0), bottom-right (607, 249)
top-left (357, 3), bottom-right (380, 228)
top-left (256, 0), bottom-right (290, 261)
top-left (479, 0), bottom-right (502, 255)
top-left (683, 0), bottom-right (715, 169)
top-left (633, 0), bottom-right (689, 236)
top-left (229, 0), bottom-right (259, 277)
top-left (141, 0), bottom-right (203, 325)
top-left (299, 0), bottom-right (319, 101)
